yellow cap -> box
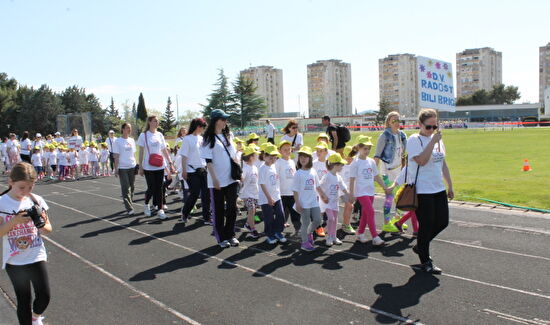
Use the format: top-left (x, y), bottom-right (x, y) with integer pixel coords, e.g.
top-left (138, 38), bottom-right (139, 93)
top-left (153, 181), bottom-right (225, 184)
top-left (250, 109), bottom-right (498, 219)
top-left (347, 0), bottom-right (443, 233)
top-left (260, 142), bottom-right (271, 152)
top-left (234, 137), bottom-right (245, 144)
top-left (247, 133), bottom-right (260, 140)
top-left (297, 146), bottom-right (313, 156)
top-left (248, 143), bottom-right (260, 151)
top-left (263, 144), bottom-right (281, 157)
top-left (317, 133), bottom-right (330, 140)
top-left (242, 145), bottom-right (260, 156)
top-left (315, 142), bottom-right (329, 150)
top-left (278, 140), bottom-right (292, 149)
top-left (343, 145), bottom-right (354, 158)
top-left (327, 153), bottom-right (348, 165)
top-left (356, 135), bottom-right (373, 146)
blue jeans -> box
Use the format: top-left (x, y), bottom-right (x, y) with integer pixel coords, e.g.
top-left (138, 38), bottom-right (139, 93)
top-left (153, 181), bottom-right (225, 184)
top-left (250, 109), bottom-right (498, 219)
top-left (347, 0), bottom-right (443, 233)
top-left (261, 200), bottom-right (285, 238)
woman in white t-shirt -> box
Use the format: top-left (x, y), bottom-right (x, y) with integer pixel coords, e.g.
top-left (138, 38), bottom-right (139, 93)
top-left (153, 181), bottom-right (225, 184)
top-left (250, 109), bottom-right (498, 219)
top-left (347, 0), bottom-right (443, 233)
top-left (138, 116), bottom-right (175, 220)
top-left (113, 123), bottom-right (137, 215)
top-left (201, 109), bottom-right (239, 248)
top-left (174, 127), bottom-right (187, 148)
top-left (374, 111), bottom-right (408, 233)
top-left (179, 119), bottom-right (210, 224)
top-left (0, 162), bottom-right (52, 324)
top-left (280, 120), bottom-right (303, 159)
top-left (19, 131), bottom-right (32, 163)
top-left (6, 134), bottom-right (21, 170)
top-left (400, 109), bottom-right (454, 274)
top-left (68, 129), bottom-right (83, 151)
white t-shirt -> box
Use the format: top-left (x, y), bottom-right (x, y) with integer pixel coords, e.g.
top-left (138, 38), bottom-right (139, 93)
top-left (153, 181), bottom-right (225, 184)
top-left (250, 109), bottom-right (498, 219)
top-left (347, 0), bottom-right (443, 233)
top-left (88, 148), bottom-right (99, 162)
top-left (178, 135), bottom-right (206, 173)
top-left (201, 134), bottom-right (237, 188)
top-left (68, 136), bottom-right (83, 150)
top-left (48, 150), bottom-right (57, 165)
top-left (265, 124), bottom-right (276, 138)
top-left (320, 172), bottom-right (348, 211)
top-left (313, 149), bottom-right (336, 161)
top-left (107, 136), bottom-right (117, 152)
top-left (112, 137), bottom-right (136, 169)
top-left (78, 149), bottom-right (89, 164)
top-left (406, 134), bottom-right (446, 194)
top-left (275, 158), bottom-right (296, 196)
top-left (0, 194), bottom-right (49, 269)
top-left (281, 133), bottom-right (303, 150)
top-left (7, 139), bottom-right (19, 154)
top-left (0, 143), bottom-right (6, 157)
top-left (57, 152), bottom-right (68, 165)
top-left (292, 169), bottom-right (320, 209)
top-left (137, 131), bottom-right (167, 171)
top-left (67, 151), bottom-right (79, 165)
top-left (54, 137), bottom-right (64, 143)
top-left (99, 149), bottom-right (110, 163)
top-left (258, 164), bottom-right (281, 205)
top-left (349, 157), bottom-right (379, 197)
top-left (31, 153), bottom-right (43, 167)
top-left (20, 139), bottom-right (32, 155)
top-left (313, 159), bottom-right (329, 180)
top-left (239, 163), bottom-right (259, 200)
top-left (32, 140), bottom-right (45, 153)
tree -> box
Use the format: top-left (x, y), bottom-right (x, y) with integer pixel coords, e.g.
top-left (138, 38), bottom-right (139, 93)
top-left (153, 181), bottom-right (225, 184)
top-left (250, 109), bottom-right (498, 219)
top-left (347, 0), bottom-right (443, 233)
top-left (59, 86), bottom-right (107, 134)
top-left (456, 84), bottom-right (521, 106)
top-left (177, 109), bottom-right (201, 127)
top-left (107, 97), bottom-right (118, 118)
top-left (201, 69), bottom-right (231, 118)
top-left (105, 97), bottom-right (122, 132)
top-left (229, 75), bottom-right (266, 128)
top-left (137, 92), bottom-right (148, 122)
top-left (159, 96), bottom-right (176, 134)
top-left (0, 73), bottom-right (19, 136)
top-left (375, 99), bottom-right (392, 126)
top-left (17, 85), bottom-right (64, 136)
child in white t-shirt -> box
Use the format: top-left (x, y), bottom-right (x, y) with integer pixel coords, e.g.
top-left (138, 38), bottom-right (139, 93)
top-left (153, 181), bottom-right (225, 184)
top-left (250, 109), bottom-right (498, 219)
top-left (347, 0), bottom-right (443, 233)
top-left (341, 145), bottom-right (357, 235)
top-left (0, 162), bottom-right (52, 324)
top-left (48, 145), bottom-right (58, 179)
top-left (57, 146), bottom-right (68, 181)
top-left (312, 142), bottom-right (330, 237)
top-left (239, 146), bottom-right (260, 239)
top-left (292, 146), bottom-right (328, 252)
top-left (79, 144), bottom-right (89, 176)
top-left (31, 147), bottom-right (44, 179)
top-left (275, 141), bottom-right (301, 234)
top-left (88, 143), bottom-right (99, 178)
top-left (259, 145), bottom-right (287, 245)
top-left (320, 153), bottom-right (351, 246)
top-left (349, 136), bottom-right (391, 247)
top-left (67, 147), bottom-right (79, 180)
top-left (99, 143), bottom-right (110, 176)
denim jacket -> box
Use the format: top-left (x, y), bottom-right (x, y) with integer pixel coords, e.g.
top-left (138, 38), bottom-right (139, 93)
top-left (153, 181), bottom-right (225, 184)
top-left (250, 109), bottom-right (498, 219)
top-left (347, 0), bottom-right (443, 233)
top-left (374, 128), bottom-right (407, 164)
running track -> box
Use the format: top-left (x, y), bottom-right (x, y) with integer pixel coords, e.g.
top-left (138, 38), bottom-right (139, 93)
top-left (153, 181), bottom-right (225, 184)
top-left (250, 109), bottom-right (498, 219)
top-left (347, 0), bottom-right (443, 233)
top-left (0, 175), bottom-right (549, 324)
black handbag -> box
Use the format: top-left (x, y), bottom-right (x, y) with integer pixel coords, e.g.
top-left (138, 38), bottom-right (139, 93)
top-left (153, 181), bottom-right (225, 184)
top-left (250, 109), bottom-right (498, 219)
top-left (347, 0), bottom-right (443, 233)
top-left (215, 135), bottom-right (242, 181)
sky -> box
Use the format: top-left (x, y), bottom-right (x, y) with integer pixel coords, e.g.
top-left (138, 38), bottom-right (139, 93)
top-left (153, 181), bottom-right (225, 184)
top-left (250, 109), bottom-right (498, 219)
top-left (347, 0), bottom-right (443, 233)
top-left (1, 0), bottom-right (549, 118)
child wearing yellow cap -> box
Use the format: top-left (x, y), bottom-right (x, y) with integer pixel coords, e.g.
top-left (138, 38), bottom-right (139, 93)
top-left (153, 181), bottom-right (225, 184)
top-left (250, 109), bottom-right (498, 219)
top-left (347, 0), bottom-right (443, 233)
top-left (312, 142), bottom-right (330, 237)
top-left (275, 140), bottom-right (301, 234)
top-left (99, 143), bottom-right (110, 176)
top-left (349, 136), bottom-right (392, 247)
top-left (239, 146), bottom-right (261, 239)
top-left (340, 146), bottom-right (357, 234)
top-left (319, 153), bottom-right (351, 246)
top-left (31, 147), bottom-right (44, 180)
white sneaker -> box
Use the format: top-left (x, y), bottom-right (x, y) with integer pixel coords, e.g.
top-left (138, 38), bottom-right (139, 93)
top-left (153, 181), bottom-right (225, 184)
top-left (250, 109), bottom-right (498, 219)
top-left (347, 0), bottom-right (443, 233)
top-left (356, 233), bottom-right (368, 243)
top-left (127, 209), bottom-right (135, 216)
top-left (158, 209), bottom-right (167, 220)
top-left (372, 236), bottom-right (386, 246)
top-left (229, 238), bottom-right (239, 246)
top-left (333, 237), bottom-right (343, 245)
top-left (219, 240), bottom-right (230, 248)
top-left (162, 204), bottom-right (168, 210)
top-left (144, 204), bottom-right (151, 217)
top-left (32, 316), bottom-right (44, 325)
top-left (325, 237), bottom-right (334, 247)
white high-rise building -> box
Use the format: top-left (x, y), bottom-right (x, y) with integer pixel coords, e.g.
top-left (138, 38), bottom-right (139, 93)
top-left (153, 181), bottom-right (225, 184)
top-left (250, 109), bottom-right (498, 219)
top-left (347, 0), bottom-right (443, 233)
top-left (378, 54), bottom-right (418, 118)
top-left (307, 59), bottom-right (352, 118)
top-left (240, 66), bottom-right (284, 115)
top-left (456, 47), bottom-right (502, 98)
top-left (539, 43), bottom-right (550, 105)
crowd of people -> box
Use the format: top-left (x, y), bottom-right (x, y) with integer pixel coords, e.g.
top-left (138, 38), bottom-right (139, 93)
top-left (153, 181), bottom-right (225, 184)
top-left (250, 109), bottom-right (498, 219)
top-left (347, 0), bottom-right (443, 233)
top-left (0, 108), bottom-right (454, 324)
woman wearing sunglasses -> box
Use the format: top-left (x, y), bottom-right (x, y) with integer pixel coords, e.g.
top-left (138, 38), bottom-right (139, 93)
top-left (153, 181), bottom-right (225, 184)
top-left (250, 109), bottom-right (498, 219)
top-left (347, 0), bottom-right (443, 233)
top-left (405, 108), bottom-right (454, 274)
top-left (280, 120), bottom-right (303, 154)
top-left (374, 111), bottom-right (408, 233)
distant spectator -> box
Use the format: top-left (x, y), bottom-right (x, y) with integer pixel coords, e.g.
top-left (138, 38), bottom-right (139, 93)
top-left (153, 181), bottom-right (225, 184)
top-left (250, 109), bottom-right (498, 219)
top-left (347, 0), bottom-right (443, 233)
top-left (322, 116), bottom-right (346, 154)
top-left (264, 120), bottom-right (276, 144)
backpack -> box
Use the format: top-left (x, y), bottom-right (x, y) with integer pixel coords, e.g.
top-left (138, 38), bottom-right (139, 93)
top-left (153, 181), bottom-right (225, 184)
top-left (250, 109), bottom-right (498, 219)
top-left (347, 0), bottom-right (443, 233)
top-left (337, 124), bottom-right (351, 143)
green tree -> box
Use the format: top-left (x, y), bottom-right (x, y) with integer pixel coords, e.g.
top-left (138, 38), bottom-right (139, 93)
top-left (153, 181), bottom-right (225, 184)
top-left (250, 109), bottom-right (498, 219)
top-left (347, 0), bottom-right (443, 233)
top-left (59, 86), bottom-right (107, 134)
top-left (375, 99), bottom-right (392, 126)
top-left (0, 73), bottom-right (19, 136)
top-left (107, 97), bottom-right (118, 117)
top-left (137, 92), bottom-right (148, 122)
top-left (456, 84), bottom-right (521, 106)
top-left (201, 69), bottom-right (231, 118)
top-left (105, 97), bottom-right (122, 132)
top-left (160, 96), bottom-right (176, 134)
top-left (229, 75), bottom-right (266, 128)
top-left (177, 109), bottom-right (201, 127)
top-left (17, 85), bottom-right (64, 136)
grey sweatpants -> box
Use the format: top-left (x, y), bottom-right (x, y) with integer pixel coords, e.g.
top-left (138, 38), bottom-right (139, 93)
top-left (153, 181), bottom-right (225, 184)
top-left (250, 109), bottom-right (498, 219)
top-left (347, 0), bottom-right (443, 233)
top-left (118, 167), bottom-right (136, 212)
top-left (300, 207), bottom-right (322, 243)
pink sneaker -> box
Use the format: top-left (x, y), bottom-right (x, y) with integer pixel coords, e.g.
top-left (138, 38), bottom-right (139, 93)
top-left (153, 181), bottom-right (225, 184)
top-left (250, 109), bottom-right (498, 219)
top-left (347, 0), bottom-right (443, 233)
top-left (301, 241), bottom-right (315, 252)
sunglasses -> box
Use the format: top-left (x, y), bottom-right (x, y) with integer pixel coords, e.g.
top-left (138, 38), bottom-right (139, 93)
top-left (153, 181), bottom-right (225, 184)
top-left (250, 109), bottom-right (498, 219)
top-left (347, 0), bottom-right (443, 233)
top-left (424, 124), bottom-right (438, 130)
top-left (291, 126), bottom-right (298, 129)
top-left (391, 119), bottom-right (400, 124)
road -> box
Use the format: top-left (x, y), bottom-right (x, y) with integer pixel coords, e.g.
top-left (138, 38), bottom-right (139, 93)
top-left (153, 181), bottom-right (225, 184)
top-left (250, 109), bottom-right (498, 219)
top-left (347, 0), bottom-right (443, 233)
top-left (1, 175), bottom-right (549, 325)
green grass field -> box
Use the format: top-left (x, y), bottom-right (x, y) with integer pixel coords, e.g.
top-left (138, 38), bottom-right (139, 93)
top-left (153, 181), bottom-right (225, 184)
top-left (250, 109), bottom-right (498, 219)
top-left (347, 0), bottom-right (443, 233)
top-left (294, 128), bottom-right (550, 211)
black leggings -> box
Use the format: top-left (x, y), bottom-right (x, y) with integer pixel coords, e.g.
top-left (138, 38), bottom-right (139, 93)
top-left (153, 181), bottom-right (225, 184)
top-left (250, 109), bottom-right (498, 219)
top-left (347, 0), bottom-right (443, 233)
top-left (416, 191), bottom-right (449, 263)
top-left (281, 195), bottom-right (301, 231)
top-left (181, 171), bottom-right (211, 220)
top-left (20, 154), bottom-right (31, 163)
top-left (6, 261), bottom-right (50, 325)
top-left (213, 182), bottom-right (238, 242)
top-left (144, 169), bottom-right (165, 208)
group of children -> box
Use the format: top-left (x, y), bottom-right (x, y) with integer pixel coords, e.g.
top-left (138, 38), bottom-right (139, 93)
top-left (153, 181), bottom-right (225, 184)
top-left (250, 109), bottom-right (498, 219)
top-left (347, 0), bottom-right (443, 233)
top-left (233, 132), bottom-right (417, 252)
top-left (21, 141), bottom-right (113, 181)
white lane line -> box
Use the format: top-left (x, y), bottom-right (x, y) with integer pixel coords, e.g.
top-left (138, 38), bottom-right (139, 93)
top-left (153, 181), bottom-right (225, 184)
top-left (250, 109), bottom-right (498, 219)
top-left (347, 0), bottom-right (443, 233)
top-left (0, 285), bottom-right (16, 309)
top-left (42, 235), bottom-right (202, 325)
top-left (44, 199), bottom-right (422, 325)
top-left (482, 309), bottom-right (550, 325)
top-left (450, 220), bottom-right (550, 236)
top-left (41, 185), bottom-right (550, 263)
